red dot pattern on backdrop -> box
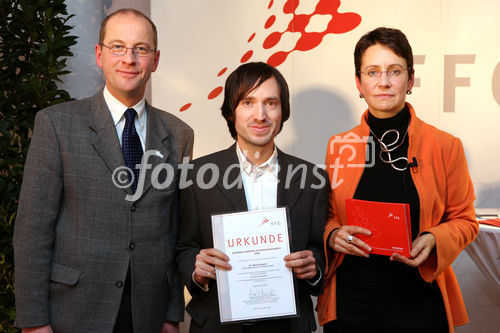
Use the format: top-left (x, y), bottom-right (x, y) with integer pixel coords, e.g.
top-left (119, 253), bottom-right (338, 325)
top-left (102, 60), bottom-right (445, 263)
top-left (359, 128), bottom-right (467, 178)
top-left (265, 0), bottom-right (362, 67)
top-left (179, 0), bottom-right (361, 111)
top-left (208, 86), bottom-right (223, 100)
top-left (179, 103), bottom-right (192, 112)
top-left (240, 50), bottom-right (254, 63)
top-left (265, 15), bottom-right (276, 29)
top-left (217, 67), bottom-right (228, 76)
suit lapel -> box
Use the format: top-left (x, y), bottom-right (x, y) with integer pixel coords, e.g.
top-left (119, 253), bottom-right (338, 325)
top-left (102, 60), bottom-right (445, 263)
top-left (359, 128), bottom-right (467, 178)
top-left (141, 105), bottom-right (171, 196)
top-left (88, 93), bottom-right (130, 194)
top-left (277, 149), bottom-right (303, 212)
top-left (216, 144), bottom-right (248, 211)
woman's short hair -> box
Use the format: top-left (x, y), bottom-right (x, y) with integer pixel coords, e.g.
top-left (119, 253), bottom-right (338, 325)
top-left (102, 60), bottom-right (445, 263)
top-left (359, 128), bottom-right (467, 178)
top-left (354, 27), bottom-right (413, 80)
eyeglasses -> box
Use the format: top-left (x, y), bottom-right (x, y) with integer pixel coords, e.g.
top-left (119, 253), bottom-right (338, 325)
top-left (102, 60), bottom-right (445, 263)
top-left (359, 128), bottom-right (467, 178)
top-left (100, 43), bottom-right (156, 57)
top-left (359, 67), bottom-right (409, 80)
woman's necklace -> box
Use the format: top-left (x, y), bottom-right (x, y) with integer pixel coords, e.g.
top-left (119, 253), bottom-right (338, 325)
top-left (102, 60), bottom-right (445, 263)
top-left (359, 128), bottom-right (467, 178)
top-left (369, 126), bottom-right (410, 171)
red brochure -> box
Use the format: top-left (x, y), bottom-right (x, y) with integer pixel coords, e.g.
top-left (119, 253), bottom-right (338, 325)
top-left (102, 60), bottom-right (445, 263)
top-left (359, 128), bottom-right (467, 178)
top-left (346, 198), bottom-right (412, 257)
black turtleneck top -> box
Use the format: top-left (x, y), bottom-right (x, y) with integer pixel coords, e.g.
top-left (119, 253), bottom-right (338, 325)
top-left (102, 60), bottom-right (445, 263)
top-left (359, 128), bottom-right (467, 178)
top-left (356, 104), bottom-right (420, 239)
top-left (336, 105), bottom-right (440, 307)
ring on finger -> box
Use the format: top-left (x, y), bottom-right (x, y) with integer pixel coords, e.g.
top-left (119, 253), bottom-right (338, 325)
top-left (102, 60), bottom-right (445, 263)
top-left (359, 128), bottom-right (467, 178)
top-left (346, 235), bottom-right (353, 243)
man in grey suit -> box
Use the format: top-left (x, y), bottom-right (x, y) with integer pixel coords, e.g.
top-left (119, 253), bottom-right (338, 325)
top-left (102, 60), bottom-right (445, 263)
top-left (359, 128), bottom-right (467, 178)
top-left (177, 62), bottom-right (328, 332)
top-left (13, 9), bottom-right (193, 333)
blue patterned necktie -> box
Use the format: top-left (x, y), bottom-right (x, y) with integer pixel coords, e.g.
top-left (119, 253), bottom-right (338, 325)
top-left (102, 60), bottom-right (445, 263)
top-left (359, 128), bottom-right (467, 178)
top-left (122, 108), bottom-right (143, 193)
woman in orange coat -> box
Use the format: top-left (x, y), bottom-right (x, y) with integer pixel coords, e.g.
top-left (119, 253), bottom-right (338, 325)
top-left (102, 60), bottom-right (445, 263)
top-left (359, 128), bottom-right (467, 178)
top-left (317, 27), bottom-right (478, 333)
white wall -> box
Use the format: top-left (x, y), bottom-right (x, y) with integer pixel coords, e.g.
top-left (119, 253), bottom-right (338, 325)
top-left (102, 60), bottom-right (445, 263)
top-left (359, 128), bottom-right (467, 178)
top-left (63, 0), bottom-right (105, 99)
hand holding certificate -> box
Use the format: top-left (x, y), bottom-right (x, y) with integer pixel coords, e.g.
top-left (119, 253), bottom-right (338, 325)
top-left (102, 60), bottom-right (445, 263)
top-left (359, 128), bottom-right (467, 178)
top-left (193, 248), bottom-right (231, 286)
top-left (211, 207), bottom-right (298, 323)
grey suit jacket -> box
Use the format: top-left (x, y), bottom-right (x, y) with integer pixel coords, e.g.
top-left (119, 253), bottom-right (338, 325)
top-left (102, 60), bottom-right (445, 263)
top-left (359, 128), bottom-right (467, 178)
top-left (13, 92), bottom-right (194, 332)
top-left (176, 144), bottom-right (329, 333)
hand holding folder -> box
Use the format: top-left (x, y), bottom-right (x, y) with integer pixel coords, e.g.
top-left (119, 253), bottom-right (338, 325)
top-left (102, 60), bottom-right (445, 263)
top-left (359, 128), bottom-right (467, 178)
top-left (390, 233), bottom-right (436, 267)
top-left (346, 199), bottom-right (412, 257)
top-left (328, 225), bottom-right (372, 258)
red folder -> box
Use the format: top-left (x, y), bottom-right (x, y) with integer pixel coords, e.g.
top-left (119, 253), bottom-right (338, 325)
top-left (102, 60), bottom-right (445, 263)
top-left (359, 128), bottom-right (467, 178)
top-left (346, 198), bottom-right (412, 257)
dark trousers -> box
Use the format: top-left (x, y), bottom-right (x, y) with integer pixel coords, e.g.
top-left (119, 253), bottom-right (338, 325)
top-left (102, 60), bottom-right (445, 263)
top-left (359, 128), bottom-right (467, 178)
top-left (323, 293), bottom-right (449, 333)
top-left (190, 317), bottom-right (292, 333)
top-left (113, 267), bottom-right (133, 333)
top-left (241, 319), bottom-right (291, 333)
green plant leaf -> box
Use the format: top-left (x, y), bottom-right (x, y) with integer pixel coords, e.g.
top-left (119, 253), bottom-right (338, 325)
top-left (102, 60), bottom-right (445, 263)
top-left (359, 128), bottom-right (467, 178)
top-left (0, 0), bottom-right (76, 329)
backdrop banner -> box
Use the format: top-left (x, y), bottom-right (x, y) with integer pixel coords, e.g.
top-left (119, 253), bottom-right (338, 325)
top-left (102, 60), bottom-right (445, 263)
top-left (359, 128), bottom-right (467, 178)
top-left (152, 0), bottom-right (500, 208)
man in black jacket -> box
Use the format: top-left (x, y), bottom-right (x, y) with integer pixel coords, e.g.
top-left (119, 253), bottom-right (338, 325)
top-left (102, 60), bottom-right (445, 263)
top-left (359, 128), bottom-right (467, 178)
top-left (177, 62), bottom-right (328, 333)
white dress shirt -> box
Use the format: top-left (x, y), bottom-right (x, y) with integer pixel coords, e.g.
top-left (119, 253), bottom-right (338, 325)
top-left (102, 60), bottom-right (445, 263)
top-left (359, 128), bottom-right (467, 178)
top-left (103, 86), bottom-right (147, 150)
top-left (236, 144), bottom-right (278, 211)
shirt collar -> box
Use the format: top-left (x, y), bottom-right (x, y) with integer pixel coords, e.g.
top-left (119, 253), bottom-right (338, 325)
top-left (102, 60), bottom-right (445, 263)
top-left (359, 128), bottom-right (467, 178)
top-left (236, 143), bottom-right (278, 178)
top-left (103, 86), bottom-right (147, 126)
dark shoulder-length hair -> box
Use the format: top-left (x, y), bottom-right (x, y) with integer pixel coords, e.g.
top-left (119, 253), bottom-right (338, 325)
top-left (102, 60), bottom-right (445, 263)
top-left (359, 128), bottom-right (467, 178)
top-left (221, 62), bottom-right (290, 140)
top-left (354, 27), bottom-right (413, 80)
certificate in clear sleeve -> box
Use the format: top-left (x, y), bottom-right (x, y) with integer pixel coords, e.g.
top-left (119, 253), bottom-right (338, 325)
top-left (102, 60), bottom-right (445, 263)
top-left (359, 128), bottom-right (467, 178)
top-left (211, 207), bottom-right (298, 324)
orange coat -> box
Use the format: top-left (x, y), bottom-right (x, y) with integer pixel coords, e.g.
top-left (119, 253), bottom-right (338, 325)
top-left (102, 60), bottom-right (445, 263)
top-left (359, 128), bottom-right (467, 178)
top-left (317, 103), bottom-right (478, 333)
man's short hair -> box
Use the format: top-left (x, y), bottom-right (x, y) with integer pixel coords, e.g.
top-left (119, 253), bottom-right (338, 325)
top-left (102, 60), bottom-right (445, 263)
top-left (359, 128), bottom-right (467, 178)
top-left (99, 8), bottom-right (158, 50)
top-left (221, 62), bottom-right (290, 140)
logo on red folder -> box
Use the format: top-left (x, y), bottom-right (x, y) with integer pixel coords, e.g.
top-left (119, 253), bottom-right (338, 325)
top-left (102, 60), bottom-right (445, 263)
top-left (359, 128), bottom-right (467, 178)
top-left (387, 212), bottom-right (400, 221)
top-left (346, 199), bottom-right (412, 257)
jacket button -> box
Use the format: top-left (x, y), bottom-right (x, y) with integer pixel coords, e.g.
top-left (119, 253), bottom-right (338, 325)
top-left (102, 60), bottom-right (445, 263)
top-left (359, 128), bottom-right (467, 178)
top-left (130, 204), bottom-right (136, 212)
top-left (129, 242), bottom-right (136, 251)
top-left (116, 280), bottom-right (124, 288)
